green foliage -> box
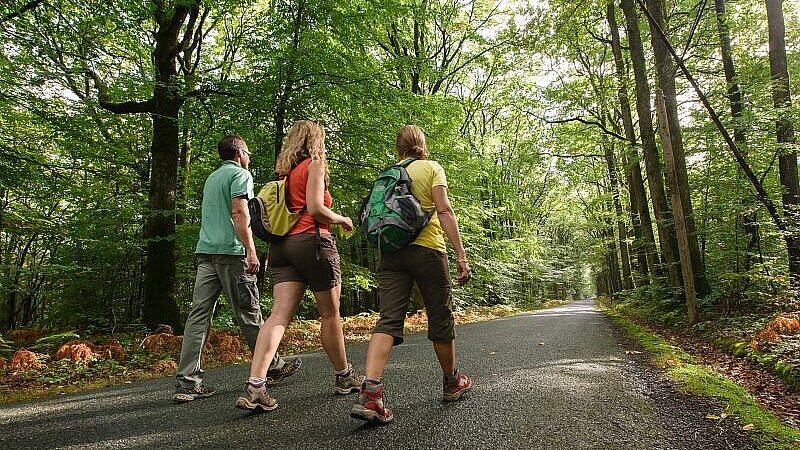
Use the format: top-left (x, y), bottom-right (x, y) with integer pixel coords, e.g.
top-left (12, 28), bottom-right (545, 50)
top-left (3, 0), bottom-right (797, 332)
top-left (29, 332), bottom-right (81, 352)
top-left (0, 334), bottom-right (13, 358)
top-left (609, 311), bottom-right (800, 449)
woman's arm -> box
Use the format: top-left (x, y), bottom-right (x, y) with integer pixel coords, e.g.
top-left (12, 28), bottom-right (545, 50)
top-left (306, 159), bottom-right (353, 230)
top-left (432, 185), bottom-right (470, 286)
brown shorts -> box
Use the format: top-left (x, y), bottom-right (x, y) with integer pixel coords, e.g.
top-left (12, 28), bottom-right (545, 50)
top-left (268, 233), bottom-right (341, 292)
top-left (373, 245), bottom-right (454, 345)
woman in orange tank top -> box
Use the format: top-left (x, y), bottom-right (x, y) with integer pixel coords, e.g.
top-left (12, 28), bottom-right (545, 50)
top-left (236, 120), bottom-right (363, 412)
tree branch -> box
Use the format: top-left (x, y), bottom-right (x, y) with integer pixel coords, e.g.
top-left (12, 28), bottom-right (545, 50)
top-left (545, 116), bottom-right (629, 142)
top-left (85, 69), bottom-right (153, 114)
top-left (1, 0), bottom-right (45, 23)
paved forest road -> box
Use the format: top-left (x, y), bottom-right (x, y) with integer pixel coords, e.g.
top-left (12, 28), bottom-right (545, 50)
top-left (0, 299), bottom-right (755, 449)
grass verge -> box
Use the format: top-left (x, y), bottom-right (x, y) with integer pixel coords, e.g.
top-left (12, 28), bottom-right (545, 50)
top-left (604, 306), bottom-right (800, 450)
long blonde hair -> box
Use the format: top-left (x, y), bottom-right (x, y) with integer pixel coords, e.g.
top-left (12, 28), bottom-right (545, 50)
top-left (396, 125), bottom-right (429, 160)
top-left (275, 120), bottom-right (329, 180)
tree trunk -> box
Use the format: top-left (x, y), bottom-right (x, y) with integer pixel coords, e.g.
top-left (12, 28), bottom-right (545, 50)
top-left (141, 6), bottom-right (193, 331)
top-left (657, 93), bottom-right (699, 324)
top-left (607, 0), bottom-right (658, 284)
top-left (273, 1), bottom-right (304, 160)
top-left (766, 0), bottom-right (800, 280)
top-left (176, 126), bottom-right (192, 226)
top-left (604, 137), bottom-right (634, 290)
top-left (715, 0), bottom-right (759, 276)
top-left (645, 0), bottom-right (710, 298)
top-left (620, 0), bottom-right (683, 293)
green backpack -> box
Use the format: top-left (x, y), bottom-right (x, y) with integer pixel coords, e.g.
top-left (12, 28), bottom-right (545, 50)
top-left (360, 158), bottom-right (432, 252)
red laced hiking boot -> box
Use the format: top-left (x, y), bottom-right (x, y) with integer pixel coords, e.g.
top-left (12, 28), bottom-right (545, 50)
top-left (443, 370), bottom-right (472, 402)
top-left (350, 381), bottom-right (394, 424)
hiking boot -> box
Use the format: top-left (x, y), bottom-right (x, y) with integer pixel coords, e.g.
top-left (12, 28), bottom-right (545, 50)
top-left (172, 384), bottom-right (216, 403)
top-left (265, 356), bottom-right (302, 387)
top-left (235, 383), bottom-right (278, 412)
top-left (334, 364), bottom-right (364, 394)
top-left (443, 370), bottom-right (472, 402)
top-left (350, 380), bottom-right (394, 424)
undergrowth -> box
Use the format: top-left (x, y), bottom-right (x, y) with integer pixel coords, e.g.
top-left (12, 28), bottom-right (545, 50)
top-left (603, 299), bottom-right (800, 449)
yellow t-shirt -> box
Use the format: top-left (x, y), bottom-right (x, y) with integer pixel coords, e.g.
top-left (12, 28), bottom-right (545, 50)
top-left (403, 158), bottom-right (447, 253)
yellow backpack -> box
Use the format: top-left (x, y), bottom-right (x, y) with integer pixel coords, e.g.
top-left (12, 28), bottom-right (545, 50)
top-left (248, 178), bottom-right (303, 243)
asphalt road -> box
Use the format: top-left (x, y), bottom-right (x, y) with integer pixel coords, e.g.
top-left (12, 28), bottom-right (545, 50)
top-left (0, 299), bottom-right (755, 449)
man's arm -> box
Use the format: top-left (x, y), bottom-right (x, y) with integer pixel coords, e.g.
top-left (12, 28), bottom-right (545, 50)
top-left (232, 196), bottom-right (259, 274)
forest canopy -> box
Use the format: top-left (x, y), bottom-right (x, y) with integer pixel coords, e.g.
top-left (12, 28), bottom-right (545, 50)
top-left (1, 0), bottom-right (798, 332)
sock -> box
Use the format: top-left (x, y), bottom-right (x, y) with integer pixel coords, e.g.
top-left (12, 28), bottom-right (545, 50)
top-left (365, 377), bottom-right (382, 385)
top-left (248, 377), bottom-right (266, 388)
top-left (335, 364), bottom-right (352, 376)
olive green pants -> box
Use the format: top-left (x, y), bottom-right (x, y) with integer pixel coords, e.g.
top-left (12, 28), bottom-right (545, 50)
top-left (176, 253), bottom-right (284, 388)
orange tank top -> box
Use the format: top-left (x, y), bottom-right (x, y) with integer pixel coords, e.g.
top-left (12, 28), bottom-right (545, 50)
top-left (286, 158), bottom-right (332, 235)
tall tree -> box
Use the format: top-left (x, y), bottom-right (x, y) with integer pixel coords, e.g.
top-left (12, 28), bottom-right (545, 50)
top-left (85, 1), bottom-right (207, 330)
top-left (765, 0), bottom-right (800, 280)
top-left (714, 0), bottom-right (759, 276)
top-left (620, 0), bottom-right (683, 292)
top-left (656, 92), bottom-right (698, 323)
top-left (644, 0), bottom-right (710, 297)
top-left (607, 0), bottom-right (658, 283)
top-left (603, 129), bottom-right (634, 290)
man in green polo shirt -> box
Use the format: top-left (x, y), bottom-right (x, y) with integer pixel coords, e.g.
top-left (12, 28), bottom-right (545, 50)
top-left (173, 135), bottom-right (301, 403)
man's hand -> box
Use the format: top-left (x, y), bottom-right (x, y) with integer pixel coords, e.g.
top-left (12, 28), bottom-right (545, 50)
top-left (455, 259), bottom-right (471, 286)
top-left (245, 252), bottom-right (260, 275)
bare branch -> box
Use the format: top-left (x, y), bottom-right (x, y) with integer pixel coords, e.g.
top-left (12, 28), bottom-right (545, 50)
top-left (545, 116), bottom-right (629, 142)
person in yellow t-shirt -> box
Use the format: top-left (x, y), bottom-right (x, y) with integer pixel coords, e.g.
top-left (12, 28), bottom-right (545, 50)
top-left (350, 125), bottom-right (472, 424)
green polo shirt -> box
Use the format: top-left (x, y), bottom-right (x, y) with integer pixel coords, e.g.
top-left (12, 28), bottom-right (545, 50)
top-left (195, 160), bottom-right (254, 255)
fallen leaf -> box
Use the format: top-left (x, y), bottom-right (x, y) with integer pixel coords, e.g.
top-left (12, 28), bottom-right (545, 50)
top-left (705, 414), bottom-right (720, 420)
top-left (538, 342), bottom-right (545, 346)
top-left (488, 351), bottom-right (496, 355)
top-left (742, 424), bottom-right (755, 431)
top-left (720, 412), bottom-right (729, 419)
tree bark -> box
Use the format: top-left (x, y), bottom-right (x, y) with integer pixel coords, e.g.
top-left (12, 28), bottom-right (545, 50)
top-left (140, 4), bottom-right (197, 331)
top-left (714, 0), bottom-right (759, 276)
top-left (603, 137), bottom-right (634, 290)
top-left (657, 93), bottom-right (699, 323)
top-left (766, 0), bottom-right (800, 280)
top-left (620, 0), bottom-right (683, 293)
top-left (644, 0), bottom-right (709, 298)
top-left (607, 0), bottom-right (658, 284)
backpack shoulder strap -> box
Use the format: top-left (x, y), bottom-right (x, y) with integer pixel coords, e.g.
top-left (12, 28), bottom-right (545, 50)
top-left (396, 157), bottom-right (418, 168)
top-left (283, 163), bottom-right (308, 214)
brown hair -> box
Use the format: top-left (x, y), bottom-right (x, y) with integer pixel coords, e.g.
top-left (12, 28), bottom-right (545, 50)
top-left (218, 135), bottom-right (247, 160)
top-left (275, 120), bottom-right (328, 181)
top-left (395, 125), bottom-right (429, 160)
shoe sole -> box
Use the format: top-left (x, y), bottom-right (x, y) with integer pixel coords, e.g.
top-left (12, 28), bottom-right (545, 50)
top-left (350, 405), bottom-right (393, 423)
top-left (442, 385), bottom-right (472, 402)
top-left (334, 385), bottom-right (360, 395)
top-left (265, 359), bottom-right (303, 386)
top-left (235, 397), bottom-right (278, 412)
top-left (172, 392), bottom-right (215, 403)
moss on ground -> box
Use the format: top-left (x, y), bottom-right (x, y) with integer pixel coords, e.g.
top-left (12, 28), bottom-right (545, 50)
top-left (606, 308), bottom-right (800, 450)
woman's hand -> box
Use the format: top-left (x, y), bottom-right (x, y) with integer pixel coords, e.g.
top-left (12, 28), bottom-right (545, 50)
top-left (455, 259), bottom-right (471, 286)
top-left (339, 216), bottom-right (354, 231)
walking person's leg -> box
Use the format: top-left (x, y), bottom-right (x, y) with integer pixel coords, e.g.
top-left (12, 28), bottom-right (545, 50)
top-left (219, 255), bottom-right (300, 384)
top-left (351, 252), bottom-right (414, 423)
top-left (412, 247), bottom-right (472, 402)
top-left (174, 255), bottom-right (221, 402)
top-left (314, 283), bottom-right (363, 394)
top-left (235, 281), bottom-right (304, 411)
